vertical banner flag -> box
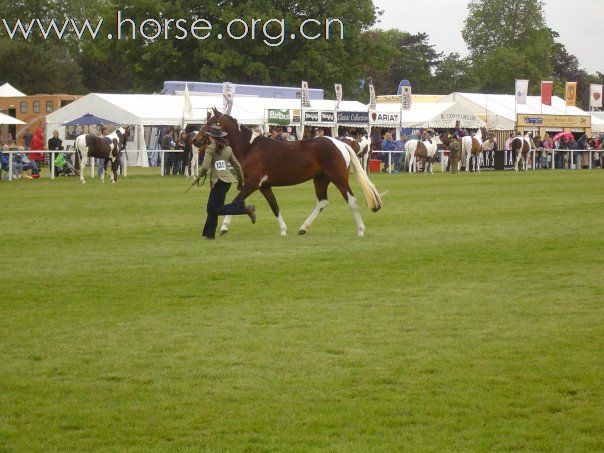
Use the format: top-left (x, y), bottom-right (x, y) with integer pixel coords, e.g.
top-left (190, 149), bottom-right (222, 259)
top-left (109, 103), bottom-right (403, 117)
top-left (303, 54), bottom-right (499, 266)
top-left (565, 82), bottom-right (577, 106)
top-left (223, 82), bottom-right (235, 115)
top-left (541, 81), bottom-right (553, 106)
top-left (398, 80), bottom-right (412, 111)
top-left (515, 79), bottom-right (529, 104)
top-left (181, 83), bottom-right (193, 127)
top-left (369, 83), bottom-right (377, 111)
top-left (335, 83), bottom-right (343, 110)
top-left (301, 81), bottom-right (311, 108)
top-left (589, 83), bottom-right (603, 109)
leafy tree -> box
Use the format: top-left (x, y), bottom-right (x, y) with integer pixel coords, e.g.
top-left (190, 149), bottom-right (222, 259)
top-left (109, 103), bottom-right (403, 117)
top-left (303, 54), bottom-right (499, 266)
top-left (362, 29), bottom-right (441, 95)
top-left (462, 0), bottom-right (556, 93)
top-left (431, 53), bottom-right (479, 94)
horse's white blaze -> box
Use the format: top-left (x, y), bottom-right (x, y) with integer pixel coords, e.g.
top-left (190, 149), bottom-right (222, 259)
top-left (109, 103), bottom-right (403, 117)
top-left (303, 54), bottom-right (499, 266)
top-left (326, 136), bottom-right (351, 168)
top-left (259, 175), bottom-right (268, 187)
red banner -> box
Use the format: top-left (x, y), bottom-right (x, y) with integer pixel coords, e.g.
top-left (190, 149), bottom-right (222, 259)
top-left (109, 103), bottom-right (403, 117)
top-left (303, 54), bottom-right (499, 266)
top-left (541, 81), bottom-right (553, 106)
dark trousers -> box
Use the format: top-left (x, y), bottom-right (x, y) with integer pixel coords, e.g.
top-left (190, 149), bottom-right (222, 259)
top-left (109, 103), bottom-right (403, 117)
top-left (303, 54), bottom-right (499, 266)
top-left (202, 180), bottom-right (247, 238)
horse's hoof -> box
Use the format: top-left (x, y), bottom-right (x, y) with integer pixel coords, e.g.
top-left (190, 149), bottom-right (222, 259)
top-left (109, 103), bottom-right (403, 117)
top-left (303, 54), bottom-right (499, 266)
top-left (219, 230), bottom-right (228, 237)
top-left (298, 230), bottom-right (306, 235)
top-left (280, 231), bottom-right (287, 237)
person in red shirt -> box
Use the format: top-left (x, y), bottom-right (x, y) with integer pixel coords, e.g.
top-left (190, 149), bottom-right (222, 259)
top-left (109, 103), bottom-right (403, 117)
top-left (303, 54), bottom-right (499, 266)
top-left (28, 127), bottom-right (45, 165)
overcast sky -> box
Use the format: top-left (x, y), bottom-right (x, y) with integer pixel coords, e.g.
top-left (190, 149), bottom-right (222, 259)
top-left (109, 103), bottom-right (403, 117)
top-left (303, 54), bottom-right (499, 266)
top-left (373, 0), bottom-right (602, 74)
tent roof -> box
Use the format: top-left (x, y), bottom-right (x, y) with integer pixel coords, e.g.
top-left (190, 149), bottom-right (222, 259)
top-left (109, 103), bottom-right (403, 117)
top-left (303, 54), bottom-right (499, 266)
top-left (0, 112), bottom-right (25, 125)
top-left (440, 92), bottom-right (590, 130)
top-left (0, 83), bottom-right (26, 97)
top-left (372, 102), bottom-right (485, 128)
top-left (591, 114), bottom-right (604, 133)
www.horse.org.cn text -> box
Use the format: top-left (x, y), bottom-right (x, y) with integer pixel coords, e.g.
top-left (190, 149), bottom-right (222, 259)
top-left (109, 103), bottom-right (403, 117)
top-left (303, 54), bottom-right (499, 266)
top-left (1, 14), bottom-right (345, 47)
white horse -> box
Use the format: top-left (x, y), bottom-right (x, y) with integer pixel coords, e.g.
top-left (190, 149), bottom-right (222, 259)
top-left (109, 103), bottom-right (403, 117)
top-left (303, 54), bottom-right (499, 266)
top-left (405, 138), bottom-right (438, 173)
top-left (461, 127), bottom-right (486, 172)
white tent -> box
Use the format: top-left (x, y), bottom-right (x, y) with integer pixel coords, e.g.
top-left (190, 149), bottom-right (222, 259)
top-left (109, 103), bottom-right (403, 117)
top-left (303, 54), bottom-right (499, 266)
top-left (440, 92), bottom-right (591, 131)
top-left (0, 83), bottom-right (26, 97)
top-left (371, 102), bottom-right (485, 129)
top-left (0, 112), bottom-right (25, 125)
top-left (591, 112), bottom-right (604, 134)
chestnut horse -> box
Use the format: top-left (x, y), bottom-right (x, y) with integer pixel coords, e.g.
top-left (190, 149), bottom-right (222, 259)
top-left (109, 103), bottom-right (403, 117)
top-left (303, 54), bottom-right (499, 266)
top-left (193, 109), bottom-right (382, 237)
top-left (512, 135), bottom-right (535, 171)
top-left (461, 127), bottom-right (486, 172)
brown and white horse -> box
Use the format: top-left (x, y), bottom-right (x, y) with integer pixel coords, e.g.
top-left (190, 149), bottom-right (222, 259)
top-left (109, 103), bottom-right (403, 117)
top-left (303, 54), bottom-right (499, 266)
top-left (405, 135), bottom-right (438, 173)
top-left (461, 127), bottom-right (487, 172)
top-left (74, 126), bottom-right (130, 184)
top-left (193, 109), bottom-right (382, 237)
top-left (512, 135), bottom-right (535, 171)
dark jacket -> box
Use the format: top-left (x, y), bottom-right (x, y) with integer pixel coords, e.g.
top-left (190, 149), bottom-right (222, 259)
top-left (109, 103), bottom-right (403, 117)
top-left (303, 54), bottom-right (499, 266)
top-left (48, 137), bottom-right (63, 151)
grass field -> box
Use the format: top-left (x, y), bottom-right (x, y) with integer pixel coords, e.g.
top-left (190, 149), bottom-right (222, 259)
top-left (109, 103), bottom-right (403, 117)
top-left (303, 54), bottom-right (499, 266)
top-left (0, 169), bottom-right (602, 451)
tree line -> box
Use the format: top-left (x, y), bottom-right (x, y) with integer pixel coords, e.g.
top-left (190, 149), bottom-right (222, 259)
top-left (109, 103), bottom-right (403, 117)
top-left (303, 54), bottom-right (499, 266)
top-left (1, 0), bottom-right (602, 110)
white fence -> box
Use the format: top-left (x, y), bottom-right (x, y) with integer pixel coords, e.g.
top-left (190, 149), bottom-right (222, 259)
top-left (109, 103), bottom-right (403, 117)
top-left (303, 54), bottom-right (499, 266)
top-left (1, 150), bottom-right (200, 181)
top-left (375, 149), bottom-right (603, 173)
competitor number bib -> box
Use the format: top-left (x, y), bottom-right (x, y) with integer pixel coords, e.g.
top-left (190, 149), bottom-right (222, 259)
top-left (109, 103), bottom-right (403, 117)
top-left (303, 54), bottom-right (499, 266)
top-left (214, 160), bottom-right (227, 171)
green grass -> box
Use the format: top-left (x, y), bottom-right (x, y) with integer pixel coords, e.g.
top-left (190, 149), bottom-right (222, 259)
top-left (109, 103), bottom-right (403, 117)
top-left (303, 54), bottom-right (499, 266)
top-left (0, 169), bottom-right (602, 451)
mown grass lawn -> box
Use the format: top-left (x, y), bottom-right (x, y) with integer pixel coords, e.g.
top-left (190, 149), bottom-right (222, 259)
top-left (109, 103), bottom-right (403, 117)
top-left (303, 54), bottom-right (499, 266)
top-left (0, 169), bottom-right (602, 451)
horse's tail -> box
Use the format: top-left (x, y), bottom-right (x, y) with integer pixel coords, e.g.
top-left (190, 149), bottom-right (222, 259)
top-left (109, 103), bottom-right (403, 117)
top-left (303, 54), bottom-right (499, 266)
top-left (344, 143), bottom-right (383, 212)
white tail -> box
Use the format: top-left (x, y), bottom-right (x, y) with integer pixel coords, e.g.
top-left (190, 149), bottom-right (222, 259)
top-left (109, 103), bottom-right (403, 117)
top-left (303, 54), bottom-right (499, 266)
top-left (344, 144), bottom-right (383, 212)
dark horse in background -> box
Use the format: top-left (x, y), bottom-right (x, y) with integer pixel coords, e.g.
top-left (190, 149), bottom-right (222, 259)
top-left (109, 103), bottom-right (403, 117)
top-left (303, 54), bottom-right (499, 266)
top-left (74, 126), bottom-right (130, 184)
top-left (193, 108), bottom-right (382, 237)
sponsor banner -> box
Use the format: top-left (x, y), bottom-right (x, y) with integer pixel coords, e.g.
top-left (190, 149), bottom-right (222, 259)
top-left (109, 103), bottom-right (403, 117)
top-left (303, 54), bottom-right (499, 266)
top-left (440, 113), bottom-right (478, 122)
top-left (517, 114), bottom-right (590, 129)
top-left (223, 82), bottom-right (235, 115)
top-left (321, 111), bottom-right (335, 123)
top-left (590, 84), bottom-right (603, 108)
top-left (335, 83), bottom-right (342, 110)
top-left (515, 79), bottom-right (529, 104)
top-left (369, 84), bottom-right (377, 111)
top-left (565, 82), bottom-right (577, 106)
top-left (398, 79), bottom-right (412, 111)
top-left (267, 109), bottom-right (291, 125)
top-left (337, 111), bottom-right (369, 124)
top-left (303, 111), bottom-right (335, 123)
top-left (301, 81), bottom-right (311, 108)
top-left (370, 111), bottom-right (400, 125)
top-left (292, 109), bottom-right (301, 123)
top-left (541, 81), bottom-right (553, 106)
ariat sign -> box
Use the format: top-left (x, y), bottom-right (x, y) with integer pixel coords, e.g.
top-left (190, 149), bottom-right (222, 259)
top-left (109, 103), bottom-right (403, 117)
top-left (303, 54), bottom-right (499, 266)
top-left (371, 112), bottom-right (400, 124)
top-left (268, 109), bottom-right (290, 125)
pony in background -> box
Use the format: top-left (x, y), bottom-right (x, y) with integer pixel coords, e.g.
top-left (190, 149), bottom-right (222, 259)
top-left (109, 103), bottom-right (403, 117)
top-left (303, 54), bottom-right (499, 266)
top-left (461, 127), bottom-right (487, 172)
top-left (513, 134), bottom-right (535, 171)
top-left (405, 133), bottom-right (438, 173)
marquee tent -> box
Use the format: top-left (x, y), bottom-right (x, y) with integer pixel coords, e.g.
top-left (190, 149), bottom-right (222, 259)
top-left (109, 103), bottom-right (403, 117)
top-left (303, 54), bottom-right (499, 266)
top-left (439, 92), bottom-right (591, 131)
top-left (0, 83), bottom-right (26, 97)
top-left (591, 112), bottom-right (604, 134)
top-left (0, 112), bottom-right (25, 125)
top-left (370, 102), bottom-right (485, 129)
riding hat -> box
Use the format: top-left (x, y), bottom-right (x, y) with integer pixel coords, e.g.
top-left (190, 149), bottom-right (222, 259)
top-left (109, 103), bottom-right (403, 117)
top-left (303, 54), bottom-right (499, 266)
top-left (205, 125), bottom-right (228, 138)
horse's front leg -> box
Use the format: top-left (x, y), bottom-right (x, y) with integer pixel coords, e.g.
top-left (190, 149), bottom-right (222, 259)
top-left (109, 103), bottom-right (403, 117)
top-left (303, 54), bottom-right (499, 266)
top-left (260, 186), bottom-right (287, 236)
